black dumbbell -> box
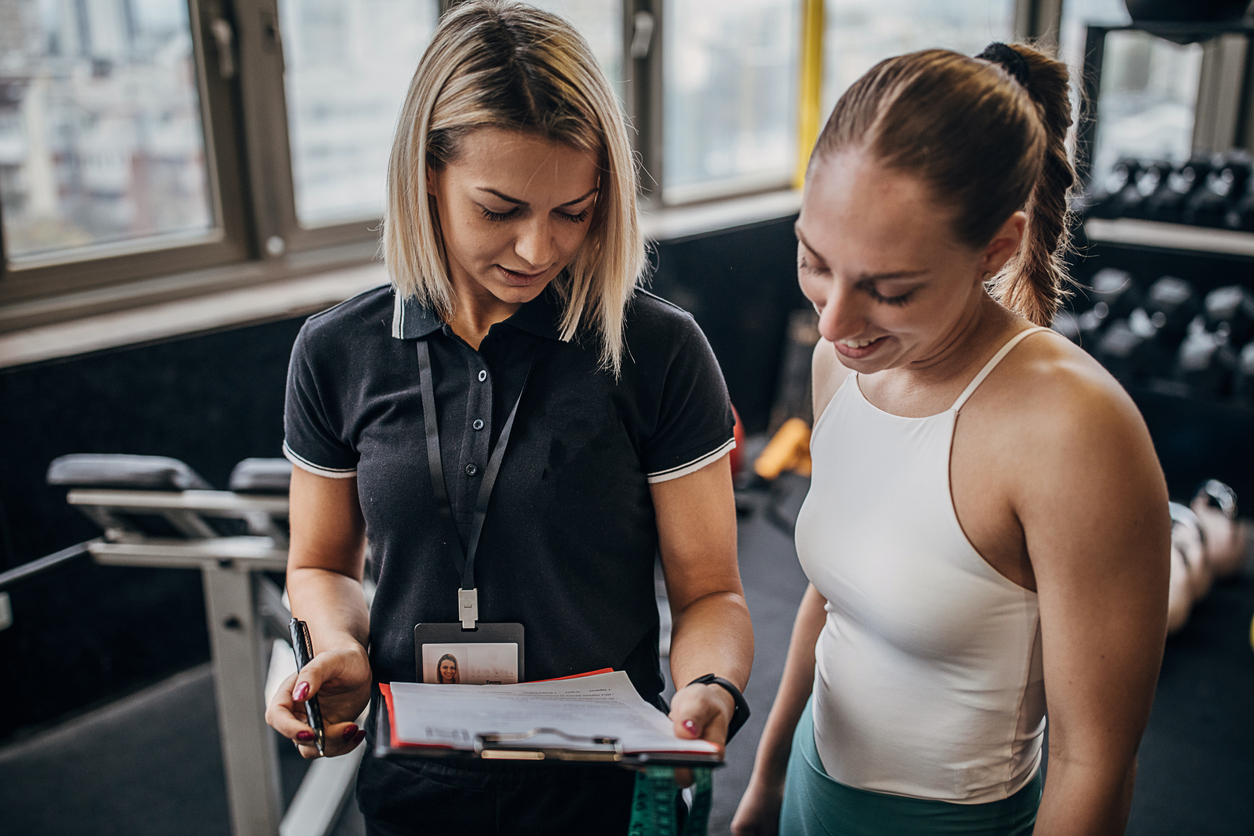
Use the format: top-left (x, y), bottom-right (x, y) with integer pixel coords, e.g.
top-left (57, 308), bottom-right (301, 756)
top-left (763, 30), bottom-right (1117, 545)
top-left (1204, 286), bottom-right (1254, 347)
top-left (1087, 158), bottom-right (1142, 219)
top-left (1144, 276), bottom-right (1200, 343)
top-left (1144, 156), bottom-right (1214, 224)
top-left (1184, 154), bottom-right (1251, 228)
top-left (1231, 343), bottom-right (1254, 406)
top-left (1176, 329), bottom-right (1238, 398)
top-left (1076, 268), bottom-right (1140, 320)
top-left (1124, 161), bottom-right (1175, 219)
top-left (1053, 309), bottom-right (1082, 343)
top-left (1095, 311), bottom-right (1170, 381)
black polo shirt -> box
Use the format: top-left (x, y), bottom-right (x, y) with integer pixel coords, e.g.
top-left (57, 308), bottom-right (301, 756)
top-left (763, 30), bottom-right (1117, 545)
top-left (283, 283), bottom-right (735, 705)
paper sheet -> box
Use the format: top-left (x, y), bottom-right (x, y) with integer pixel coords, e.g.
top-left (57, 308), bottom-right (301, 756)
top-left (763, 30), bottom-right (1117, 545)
top-left (384, 670), bottom-right (721, 757)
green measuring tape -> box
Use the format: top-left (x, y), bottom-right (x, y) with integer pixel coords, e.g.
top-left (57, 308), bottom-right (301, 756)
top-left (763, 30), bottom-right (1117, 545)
top-left (628, 767), bottom-right (713, 836)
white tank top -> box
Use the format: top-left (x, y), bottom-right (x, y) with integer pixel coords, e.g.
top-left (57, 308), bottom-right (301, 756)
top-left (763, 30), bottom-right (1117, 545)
top-left (795, 328), bottom-right (1049, 804)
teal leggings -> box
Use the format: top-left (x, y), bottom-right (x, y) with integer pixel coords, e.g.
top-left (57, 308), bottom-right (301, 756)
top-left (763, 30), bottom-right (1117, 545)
top-left (779, 699), bottom-right (1042, 836)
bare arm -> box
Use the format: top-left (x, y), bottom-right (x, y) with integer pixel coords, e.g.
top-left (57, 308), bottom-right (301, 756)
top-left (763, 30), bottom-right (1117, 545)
top-left (264, 467), bottom-right (373, 758)
top-left (1023, 373), bottom-right (1170, 834)
top-left (652, 454), bottom-right (754, 747)
top-left (731, 584), bottom-right (827, 836)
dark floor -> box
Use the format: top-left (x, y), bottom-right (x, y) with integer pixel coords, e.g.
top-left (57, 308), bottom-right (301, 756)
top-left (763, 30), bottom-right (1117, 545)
top-left (1, 476), bottom-right (1252, 835)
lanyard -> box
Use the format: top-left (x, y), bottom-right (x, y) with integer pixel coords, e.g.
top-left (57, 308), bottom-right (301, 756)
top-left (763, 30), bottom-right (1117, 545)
top-left (416, 339), bottom-right (534, 630)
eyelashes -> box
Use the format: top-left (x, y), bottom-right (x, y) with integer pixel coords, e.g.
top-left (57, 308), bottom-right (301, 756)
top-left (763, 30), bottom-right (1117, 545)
top-left (799, 259), bottom-right (916, 307)
top-left (479, 207), bottom-right (591, 224)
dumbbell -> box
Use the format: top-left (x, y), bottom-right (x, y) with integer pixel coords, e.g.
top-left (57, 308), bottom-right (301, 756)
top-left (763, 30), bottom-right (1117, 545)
top-left (1144, 156), bottom-right (1213, 223)
top-left (1094, 310), bottom-right (1169, 382)
top-left (1191, 479), bottom-right (1247, 578)
top-left (1168, 502), bottom-right (1209, 635)
top-left (1143, 276), bottom-right (1200, 343)
top-left (1074, 268), bottom-right (1140, 320)
top-left (1183, 154), bottom-right (1252, 228)
top-left (1232, 343), bottom-right (1254, 406)
top-left (1223, 170), bottom-right (1254, 231)
top-left (1124, 160), bottom-right (1175, 219)
top-left (1204, 285), bottom-right (1254, 347)
top-left (1176, 328), bottom-right (1238, 398)
top-left (1087, 158), bottom-right (1142, 219)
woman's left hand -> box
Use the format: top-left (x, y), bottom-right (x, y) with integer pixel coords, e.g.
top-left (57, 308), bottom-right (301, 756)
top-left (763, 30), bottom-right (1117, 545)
top-left (669, 679), bottom-right (737, 750)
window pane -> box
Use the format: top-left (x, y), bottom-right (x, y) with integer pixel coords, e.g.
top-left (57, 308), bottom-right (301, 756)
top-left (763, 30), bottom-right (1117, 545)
top-left (1088, 30), bottom-right (1202, 188)
top-left (1059, 0), bottom-right (1129, 73)
top-left (278, 0), bottom-right (438, 228)
top-left (663, 0), bottom-right (801, 203)
top-left (821, 0), bottom-right (1015, 118)
top-left (0, 0), bottom-right (214, 262)
top-left (527, 0), bottom-right (624, 96)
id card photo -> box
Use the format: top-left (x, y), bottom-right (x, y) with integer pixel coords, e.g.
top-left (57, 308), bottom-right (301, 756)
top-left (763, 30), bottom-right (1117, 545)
top-left (420, 643), bottom-right (520, 685)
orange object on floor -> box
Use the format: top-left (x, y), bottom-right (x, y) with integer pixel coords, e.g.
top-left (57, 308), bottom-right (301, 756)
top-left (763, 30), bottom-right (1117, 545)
top-left (754, 418), bottom-right (812, 480)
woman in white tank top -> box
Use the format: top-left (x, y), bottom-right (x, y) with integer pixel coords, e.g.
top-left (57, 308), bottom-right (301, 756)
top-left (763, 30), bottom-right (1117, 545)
top-left (733, 43), bottom-right (1170, 836)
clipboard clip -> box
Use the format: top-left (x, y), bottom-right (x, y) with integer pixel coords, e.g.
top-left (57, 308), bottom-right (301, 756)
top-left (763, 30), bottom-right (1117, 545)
top-left (474, 728), bottom-right (624, 762)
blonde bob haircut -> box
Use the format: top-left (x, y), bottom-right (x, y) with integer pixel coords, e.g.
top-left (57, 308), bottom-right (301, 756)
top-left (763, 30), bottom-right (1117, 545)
top-left (383, 0), bottom-right (645, 375)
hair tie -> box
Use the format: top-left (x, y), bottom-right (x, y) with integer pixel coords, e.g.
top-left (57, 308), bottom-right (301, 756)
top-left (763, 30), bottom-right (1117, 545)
top-left (976, 42), bottom-right (1030, 88)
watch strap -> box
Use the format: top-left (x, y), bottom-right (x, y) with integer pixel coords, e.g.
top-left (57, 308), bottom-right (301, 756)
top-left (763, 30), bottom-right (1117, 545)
top-left (686, 673), bottom-right (750, 743)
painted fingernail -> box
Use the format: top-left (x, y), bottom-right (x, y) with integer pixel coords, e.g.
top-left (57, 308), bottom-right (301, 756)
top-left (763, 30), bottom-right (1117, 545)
top-left (296, 730), bottom-right (315, 742)
top-left (683, 720), bottom-right (699, 736)
top-left (342, 724), bottom-right (359, 740)
top-left (293, 682), bottom-right (310, 701)
top-left (354, 729), bottom-right (366, 744)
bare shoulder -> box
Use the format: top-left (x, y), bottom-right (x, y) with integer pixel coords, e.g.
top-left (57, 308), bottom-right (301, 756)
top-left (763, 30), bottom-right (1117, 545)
top-left (980, 329), bottom-right (1167, 517)
top-left (812, 339), bottom-right (852, 422)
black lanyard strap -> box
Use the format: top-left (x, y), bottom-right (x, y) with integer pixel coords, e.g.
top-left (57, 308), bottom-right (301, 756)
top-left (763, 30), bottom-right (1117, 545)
top-left (415, 339), bottom-right (534, 599)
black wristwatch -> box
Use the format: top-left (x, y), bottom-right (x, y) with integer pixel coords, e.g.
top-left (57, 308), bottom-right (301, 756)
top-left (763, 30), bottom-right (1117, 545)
top-left (687, 674), bottom-right (750, 743)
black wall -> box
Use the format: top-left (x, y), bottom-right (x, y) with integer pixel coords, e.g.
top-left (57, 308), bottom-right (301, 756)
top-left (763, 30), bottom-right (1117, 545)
top-left (0, 217), bottom-right (805, 743)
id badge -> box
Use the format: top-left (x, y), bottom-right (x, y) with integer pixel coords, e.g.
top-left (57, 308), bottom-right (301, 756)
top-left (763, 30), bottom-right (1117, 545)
top-left (414, 622), bottom-right (525, 685)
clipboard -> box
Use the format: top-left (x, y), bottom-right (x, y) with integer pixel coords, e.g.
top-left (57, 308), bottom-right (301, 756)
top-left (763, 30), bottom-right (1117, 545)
top-left (373, 676), bottom-right (724, 768)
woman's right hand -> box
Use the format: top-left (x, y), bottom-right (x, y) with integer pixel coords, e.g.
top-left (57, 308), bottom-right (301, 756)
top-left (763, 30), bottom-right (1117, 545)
top-left (731, 773), bottom-right (785, 836)
top-left (265, 643), bottom-right (372, 758)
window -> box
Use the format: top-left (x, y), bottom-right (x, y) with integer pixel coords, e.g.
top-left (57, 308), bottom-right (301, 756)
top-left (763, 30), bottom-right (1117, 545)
top-left (662, 0), bottom-right (801, 203)
top-left (1087, 30), bottom-right (1204, 187)
top-left (0, 0), bottom-right (216, 262)
top-left (820, 0), bottom-right (1016, 117)
top-left (278, 0), bottom-right (438, 228)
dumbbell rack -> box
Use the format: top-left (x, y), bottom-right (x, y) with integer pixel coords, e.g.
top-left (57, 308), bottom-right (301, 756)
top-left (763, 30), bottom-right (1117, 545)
top-left (66, 485), bottom-right (361, 836)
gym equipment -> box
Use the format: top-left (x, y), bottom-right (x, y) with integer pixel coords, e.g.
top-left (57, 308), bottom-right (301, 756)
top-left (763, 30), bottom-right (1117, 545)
top-left (1143, 157), bottom-right (1213, 223)
top-left (1191, 480), bottom-right (1247, 577)
top-left (1144, 276), bottom-right (1201, 342)
top-left (1052, 310), bottom-right (1082, 343)
top-left (1203, 286), bottom-right (1254, 347)
top-left (1176, 329), bottom-right (1237, 398)
top-left (1126, 161), bottom-right (1175, 218)
top-left (1183, 155), bottom-right (1251, 228)
top-left (1088, 159), bottom-right (1142, 219)
top-left (1094, 311), bottom-right (1168, 382)
top-left (1166, 481), bottom-right (1245, 636)
top-left (1082, 268), bottom-right (1141, 320)
top-left (1232, 343), bottom-right (1254, 406)
top-left (46, 453), bottom-right (359, 836)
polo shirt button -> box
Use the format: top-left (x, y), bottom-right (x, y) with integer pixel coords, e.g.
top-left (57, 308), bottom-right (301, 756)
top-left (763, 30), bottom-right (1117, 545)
top-left (478, 370), bottom-right (487, 382)
top-left (473, 419), bottom-right (484, 430)
top-left (466, 464), bottom-right (479, 476)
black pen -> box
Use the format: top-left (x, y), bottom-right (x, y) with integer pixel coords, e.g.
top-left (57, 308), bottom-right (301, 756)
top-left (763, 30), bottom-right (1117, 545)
top-left (289, 618), bottom-right (325, 756)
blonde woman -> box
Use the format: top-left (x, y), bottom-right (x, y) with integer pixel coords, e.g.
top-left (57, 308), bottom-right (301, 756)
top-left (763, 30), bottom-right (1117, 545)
top-left (264, 3), bottom-right (752, 834)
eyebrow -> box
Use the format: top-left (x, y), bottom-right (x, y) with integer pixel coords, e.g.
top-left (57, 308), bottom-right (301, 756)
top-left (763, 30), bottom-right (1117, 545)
top-left (479, 186), bottom-right (599, 207)
top-left (795, 227), bottom-right (928, 283)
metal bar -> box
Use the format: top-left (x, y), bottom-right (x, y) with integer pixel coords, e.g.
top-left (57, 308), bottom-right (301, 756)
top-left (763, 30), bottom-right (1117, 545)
top-left (90, 538), bottom-right (288, 570)
top-left (67, 489), bottom-right (289, 516)
top-left (202, 564), bottom-right (284, 836)
top-left (1074, 24), bottom-right (1109, 188)
top-left (279, 747), bottom-right (364, 836)
top-left (0, 541), bottom-right (94, 592)
top-left (793, 0), bottom-right (824, 190)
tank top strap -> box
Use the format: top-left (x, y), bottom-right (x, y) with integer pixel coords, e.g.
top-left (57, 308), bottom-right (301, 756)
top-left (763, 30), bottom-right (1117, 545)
top-left (951, 327), bottom-right (1050, 413)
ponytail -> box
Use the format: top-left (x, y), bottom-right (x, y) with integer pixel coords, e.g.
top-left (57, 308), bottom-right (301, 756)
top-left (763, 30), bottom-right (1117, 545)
top-left (988, 44), bottom-right (1076, 327)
